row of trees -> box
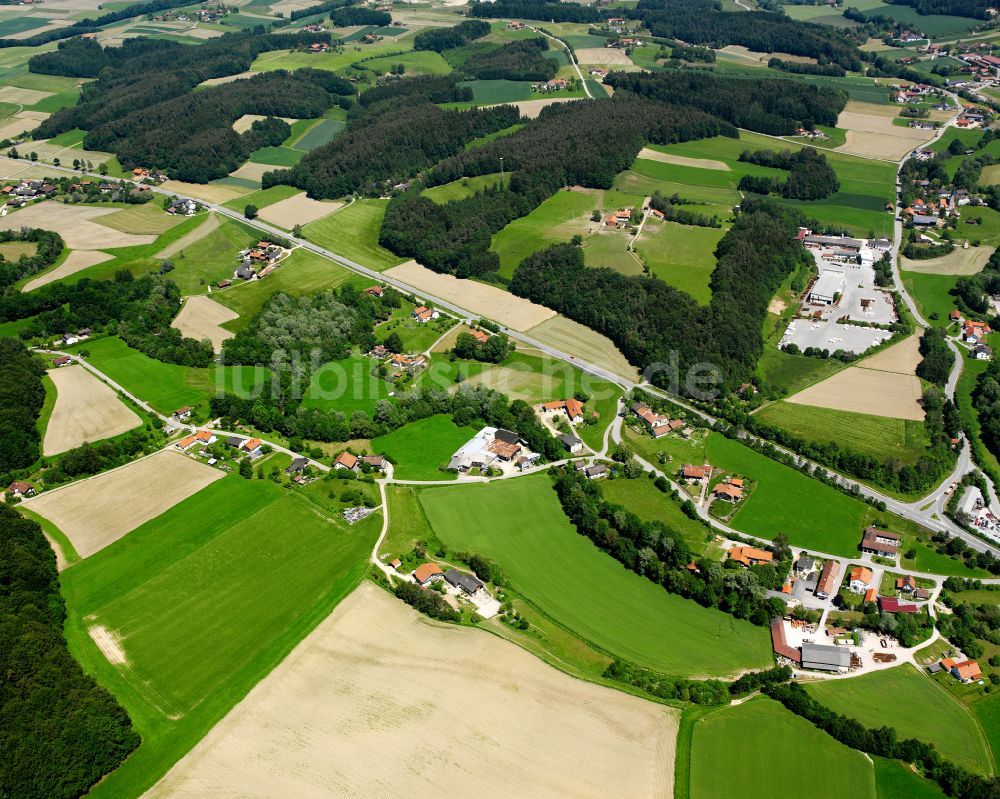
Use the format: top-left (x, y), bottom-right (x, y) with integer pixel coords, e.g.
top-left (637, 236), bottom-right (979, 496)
top-left (0, 505), bottom-right (140, 799)
top-left (764, 684), bottom-right (1000, 799)
top-left (0, 271), bottom-right (214, 367)
top-left (552, 467), bottom-right (788, 625)
top-left (888, 0), bottom-right (996, 19)
top-left (289, 0), bottom-right (354, 21)
top-left (510, 198), bottom-right (810, 393)
top-left (0, 338), bottom-right (45, 475)
top-left (649, 191), bottom-right (722, 227)
top-left (413, 19), bottom-right (490, 52)
top-left (737, 147), bottom-right (840, 201)
top-left (768, 58), bottom-right (846, 77)
top-left (0, 228), bottom-right (64, 298)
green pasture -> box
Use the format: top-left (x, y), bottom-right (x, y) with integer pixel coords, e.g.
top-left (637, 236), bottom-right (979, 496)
top-left (902, 270), bottom-right (959, 327)
top-left (293, 117), bottom-right (345, 150)
top-left (756, 341), bottom-right (846, 394)
top-left (862, 4), bottom-right (980, 36)
top-left (361, 50), bottom-right (451, 76)
top-left (688, 699), bottom-right (876, 799)
top-left (465, 122), bottom-right (526, 150)
top-left (417, 474), bottom-right (773, 676)
top-left (213, 249), bottom-right (356, 327)
top-left (598, 476), bottom-right (714, 554)
top-left (372, 414), bottom-right (478, 480)
top-left (805, 665), bottom-right (994, 774)
top-left (302, 352), bottom-right (394, 416)
top-left (634, 220), bottom-right (725, 304)
top-left (422, 172), bottom-right (508, 204)
top-left (875, 759), bottom-right (949, 799)
top-left (302, 199), bottom-right (404, 271)
top-left (248, 145), bottom-right (302, 167)
top-left (457, 78), bottom-right (534, 104)
top-left (754, 402), bottom-right (932, 466)
top-left (161, 216), bottom-right (259, 294)
top-left (60, 475), bottom-right (378, 797)
top-left (66, 335), bottom-right (268, 414)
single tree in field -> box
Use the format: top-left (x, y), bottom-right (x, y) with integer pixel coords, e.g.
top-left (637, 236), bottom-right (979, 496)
top-left (53, 157), bottom-right (60, 167)
top-left (244, 204), bottom-right (258, 220)
top-left (239, 458), bottom-right (253, 479)
top-left (292, 224), bottom-right (303, 238)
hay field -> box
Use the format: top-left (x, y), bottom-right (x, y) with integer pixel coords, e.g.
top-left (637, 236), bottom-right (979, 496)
top-left (257, 192), bottom-right (341, 227)
top-left (228, 161), bottom-right (272, 182)
top-left (576, 47), bottom-right (633, 65)
top-left (160, 179), bottom-right (250, 204)
top-left (835, 102), bottom-right (934, 160)
top-left (21, 249), bottom-right (111, 291)
top-left (97, 203), bottom-right (185, 235)
top-left (155, 213), bottom-right (220, 259)
top-left (902, 246), bottom-right (993, 275)
top-left (43, 365), bottom-right (142, 455)
top-left (525, 315), bottom-right (640, 381)
top-left (0, 85), bottom-right (51, 104)
top-left (385, 259), bottom-right (555, 330)
top-left (0, 202), bottom-right (156, 248)
top-left (508, 97), bottom-right (580, 119)
top-left (0, 156), bottom-right (59, 181)
top-left (171, 295), bottom-right (238, 352)
top-left (24, 450), bottom-right (223, 559)
top-left (785, 354), bottom-right (924, 420)
top-left (200, 70), bottom-right (255, 87)
top-left (0, 111), bottom-right (49, 141)
top-left (231, 113), bottom-right (296, 133)
top-left (638, 147), bottom-right (729, 171)
top-left (146, 583), bottom-right (677, 799)
top-left (856, 333), bottom-right (921, 374)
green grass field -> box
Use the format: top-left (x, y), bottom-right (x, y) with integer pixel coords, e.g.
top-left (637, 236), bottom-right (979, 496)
top-left (805, 665), bottom-right (994, 774)
top-left (902, 270), bottom-right (960, 327)
top-left (598, 476), bottom-right (715, 554)
top-left (302, 199), bottom-right (404, 271)
top-left (688, 698), bottom-right (876, 799)
top-left (213, 249), bottom-right (356, 327)
top-left (163, 216), bottom-right (259, 294)
top-left (754, 402), bottom-right (931, 465)
top-left (66, 336), bottom-right (267, 414)
top-left (293, 117), bottom-right (345, 151)
top-left (973, 692), bottom-right (1000, 766)
top-left (248, 145), bottom-right (302, 167)
top-left (634, 220), bottom-right (725, 304)
top-left (416, 474), bottom-right (773, 676)
top-left (362, 50), bottom-right (451, 76)
top-left (302, 352), bottom-right (394, 416)
top-left (222, 185), bottom-right (299, 213)
top-left (372, 414), bottom-right (478, 480)
top-left (458, 78), bottom-right (533, 104)
top-left (756, 342), bottom-right (846, 394)
top-left (875, 758), bottom-right (948, 799)
top-left (422, 172), bottom-right (508, 204)
top-left (59, 474), bottom-right (379, 797)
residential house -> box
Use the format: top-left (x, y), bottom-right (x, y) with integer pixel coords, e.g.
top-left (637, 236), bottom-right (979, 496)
top-left (444, 568), bottom-right (484, 595)
top-left (849, 566), bottom-right (873, 593)
top-left (225, 435), bottom-right (243, 448)
top-left (584, 464), bottom-right (607, 480)
top-left (334, 451), bottom-right (358, 470)
top-left (285, 456), bottom-right (309, 475)
top-left (389, 558), bottom-right (401, 570)
top-left (861, 526), bottom-right (900, 557)
top-left (413, 562), bottom-right (444, 586)
top-left (241, 438), bottom-right (263, 457)
top-left (878, 596), bottom-right (920, 613)
top-left (913, 587), bottom-right (931, 600)
top-left (682, 464), bottom-right (709, 480)
top-left (362, 454), bottom-right (388, 471)
top-left (951, 309), bottom-right (963, 323)
top-left (942, 657), bottom-right (982, 682)
top-left (728, 546), bottom-right (773, 567)
top-left (7, 481), bottom-right (35, 498)
top-left (412, 305), bottom-right (439, 323)
top-left (714, 482), bottom-right (743, 502)
top-left (167, 199), bottom-right (197, 215)
top-left (795, 556), bottom-right (815, 575)
top-left (560, 433), bottom-right (584, 454)
top-left (52, 355), bottom-right (72, 367)
top-left (964, 320), bottom-right (992, 344)
top-left (544, 398), bottom-right (585, 424)
top-left (864, 586), bottom-right (878, 604)
top-left (896, 575), bottom-right (917, 593)
top-left (470, 329), bottom-right (490, 344)
top-left (815, 560), bottom-right (840, 599)
top-left (173, 406), bottom-right (193, 420)
top-left (176, 430), bottom-right (215, 450)
top-left (365, 285), bottom-right (384, 297)
top-left (974, 345), bottom-right (993, 361)
top-left (631, 402), bottom-right (672, 437)
top-left (390, 353), bottom-right (427, 373)
top-left (371, 344), bottom-right (391, 360)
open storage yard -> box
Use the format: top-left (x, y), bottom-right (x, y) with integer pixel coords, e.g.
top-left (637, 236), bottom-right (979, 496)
top-left (24, 449), bottom-right (223, 559)
top-left (145, 582), bottom-right (677, 798)
top-left (170, 295), bottom-right (239, 353)
top-left (414, 475), bottom-right (772, 677)
top-left (42, 364), bottom-right (142, 455)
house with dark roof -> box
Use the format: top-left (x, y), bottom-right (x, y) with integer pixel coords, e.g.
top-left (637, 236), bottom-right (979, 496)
top-left (801, 643), bottom-right (851, 673)
top-left (445, 568), bottom-right (484, 595)
top-left (286, 456), bottom-right (309, 475)
top-left (584, 464), bottom-right (607, 480)
top-left (861, 526), bottom-right (900, 557)
top-left (559, 433), bottom-right (583, 454)
top-left (7, 481), bottom-right (35, 498)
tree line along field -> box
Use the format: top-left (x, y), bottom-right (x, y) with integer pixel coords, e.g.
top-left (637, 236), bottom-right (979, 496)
top-left (803, 665), bottom-right (995, 775)
top-left (57, 473), bottom-right (380, 797)
top-left (413, 474), bottom-right (774, 677)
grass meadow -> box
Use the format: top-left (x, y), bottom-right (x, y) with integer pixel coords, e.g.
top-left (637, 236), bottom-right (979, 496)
top-left (902, 271), bottom-right (960, 328)
top-left (59, 475), bottom-right (379, 797)
top-left (422, 172), bottom-right (508, 204)
top-left (754, 401), bottom-right (931, 465)
top-left (417, 474), bottom-right (773, 676)
top-left (634, 220), bottom-right (725, 304)
top-left (805, 665), bottom-right (994, 774)
top-left (688, 698), bottom-right (875, 799)
top-left (372, 414), bottom-right (479, 480)
top-left (302, 199), bottom-right (404, 271)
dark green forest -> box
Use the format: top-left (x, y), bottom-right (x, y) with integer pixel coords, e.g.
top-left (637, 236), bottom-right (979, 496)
top-left (413, 19), bottom-right (491, 52)
top-left (458, 37), bottom-right (558, 81)
top-left (0, 338), bottom-right (45, 474)
top-left (0, 504), bottom-right (140, 799)
top-left (738, 148), bottom-right (840, 200)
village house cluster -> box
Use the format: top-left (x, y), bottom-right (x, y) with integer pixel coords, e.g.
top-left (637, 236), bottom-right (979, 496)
top-left (232, 240), bottom-right (288, 282)
top-left (447, 427), bottom-right (540, 476)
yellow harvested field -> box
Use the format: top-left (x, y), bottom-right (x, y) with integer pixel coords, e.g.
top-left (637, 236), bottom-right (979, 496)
top-left (228, 161), bottom-right (272, 183)
top-left (0, 113), bottom-right (48, 141)
top-left (232, 114), bottom-right (296, 134)
top-left (786, 364), bottom-right (923, 420)
top-left (96, 202), bottom-right (187, 235)
top-left (576, 47), bottom-right (633, 65)
top-left (160, 179), bottom-right (251, 204)
top-left (719, 45), bottom-right (816, 64)
top-left (0, 202), bottom-right (156, 249)
top-left (843, 100), bottom-right (901, 118)
top-left (508, 97), bottom-right (580, 119)
top-left (200, 70), bottom-right (255, 87)
top-left (0, 157), bottom-right (53, 181)
top-left (43, 365), bottom-right (142, 456)
top-left (183, 26), bottom-right (224, 39)
top-left (0, 240), bottom-right (35, 260)
top-left (171, 295), bottom-right (239, 352)
top-left (258, 192), bottom-right (342, 228)
top-left (155, 213), bottom-right (220, 259)
top-left (23, 250), bottom-right (112, 292)
top-left (145, 583), bottom-right (677, 799)
top-left (638, 147), bottom-right (729, 171)
top-left (834, 104), bottom-right (933, 160)
top-left (902, 246), bottom-right (993, 275)
top-left (526, 315), bottom-right (639, 382)
top-left (0, 86), bottom-right (52, 104)
top-left (385, 260), bottom-right (556, 331)
top-left (24, 449), bottom-right (223, 559)
top-left (856, 333), bottom-right (920, 375)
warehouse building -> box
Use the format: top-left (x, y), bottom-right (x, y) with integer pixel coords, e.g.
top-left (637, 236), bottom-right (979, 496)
top-left (801, 643), bottom-right (852, 673)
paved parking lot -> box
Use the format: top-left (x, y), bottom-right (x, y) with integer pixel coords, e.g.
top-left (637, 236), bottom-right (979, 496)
top-left (781, 318), bottom-right (893, 354)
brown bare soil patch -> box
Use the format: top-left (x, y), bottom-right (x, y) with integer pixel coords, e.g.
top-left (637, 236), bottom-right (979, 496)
top-left (0, 86), bottom-right (52, 104)
top-left (145, 582), bottom-right (677, 799)
top-left (638, 147), bottom-right (729, 171)
top-left (170, 295), bottom-right (239, 352)
top-left (385, 260), bottom-right (556, 331)
top-left (24, 450), bottom-right (223, 558)
top-left (232, 114), bottom-right (296, 134)
top-left (576, 47), bottom-right (633, 65)
top-left (160, 179), bottom-right (251, 204)
top-left (43, 365), bottom-right (142, 455)
top-left (258, 192), bottom-right (342, 228)
top-left (855, 333), bottom-right (920, 375)
top-left (786, 364), bottom-right (923, 420)
top-left (508, 97), bottom-right (580, 119)
top-left (0, 201), bottom-right (156, 249)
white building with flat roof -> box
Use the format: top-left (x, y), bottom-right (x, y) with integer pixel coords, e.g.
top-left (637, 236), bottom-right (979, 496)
top-left (808, 268), bottom-right (845, 305)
